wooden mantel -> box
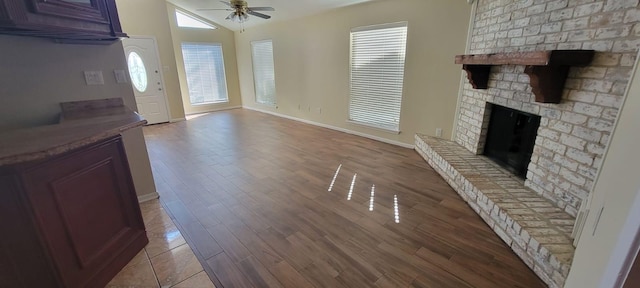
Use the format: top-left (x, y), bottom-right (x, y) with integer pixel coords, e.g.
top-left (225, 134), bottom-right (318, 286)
top-left (455, 50), bottom-right (595, 103)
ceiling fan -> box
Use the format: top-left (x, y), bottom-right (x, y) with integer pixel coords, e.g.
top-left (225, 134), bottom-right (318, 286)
top-left (197, 1), bottom-right (275, 23)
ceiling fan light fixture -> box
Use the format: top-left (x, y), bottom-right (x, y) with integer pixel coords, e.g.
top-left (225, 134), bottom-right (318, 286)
top-left (227, 11), bottom-right (248, 23)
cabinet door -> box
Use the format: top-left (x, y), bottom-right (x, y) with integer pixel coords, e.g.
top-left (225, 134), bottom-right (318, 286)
top-left (27, 0), bottom-right (110, 24)
top-left (0, 173), bottom-right (59, 287)
top-left (20, 136), bottom-right (147, 288)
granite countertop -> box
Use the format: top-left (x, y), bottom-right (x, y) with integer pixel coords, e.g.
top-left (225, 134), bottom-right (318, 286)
top-left (0, 99), bottom-right (146, 166)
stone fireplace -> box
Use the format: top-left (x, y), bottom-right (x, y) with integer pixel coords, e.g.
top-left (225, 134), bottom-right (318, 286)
top-left (415, 0), bottom-right (640, 287)
top-left (456, 62), bottom-right (615, 218)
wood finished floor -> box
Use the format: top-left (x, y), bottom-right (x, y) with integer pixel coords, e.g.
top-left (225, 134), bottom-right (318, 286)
top-left (143, 109), bottom-right (545, 288)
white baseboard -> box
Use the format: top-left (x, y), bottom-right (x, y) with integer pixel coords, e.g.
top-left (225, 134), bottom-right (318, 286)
top-left (170, 117), bottom-right (186, 123)
top-left (186, 105), bottom-right (242, 116)
top-left (242, 106), bottom-right (415, 149)
top-left (138, 192), bottom-right (160, 203)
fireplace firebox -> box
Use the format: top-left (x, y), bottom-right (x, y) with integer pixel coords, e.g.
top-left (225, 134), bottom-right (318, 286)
top-left (483, 104), bottom-right (541, 178)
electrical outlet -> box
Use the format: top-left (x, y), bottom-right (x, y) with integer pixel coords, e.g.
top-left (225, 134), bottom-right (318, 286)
top-left (114, 70), bottom-right (128, 84)
top-left (436, 128), bottom-right (443, 137)
top-left (84, 70), bottom-right (104, 85)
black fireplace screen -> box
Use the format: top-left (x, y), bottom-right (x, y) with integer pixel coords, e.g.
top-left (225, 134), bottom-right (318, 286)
top-left (483, 104), bottom-right (541, 178)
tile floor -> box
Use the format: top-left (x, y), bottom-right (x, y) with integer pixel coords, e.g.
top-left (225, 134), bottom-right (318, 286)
top-left (106, 199), bottom-right (216, 288)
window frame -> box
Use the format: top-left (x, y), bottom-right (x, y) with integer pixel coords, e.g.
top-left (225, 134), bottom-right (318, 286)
top-left (175, 10), bottom-right (217, 30)
top-left (180, 42), bottom-right (230, 106)
top-left (348, 21), bottom-right (409, 134)
top-left (251, 39), bottom-right (277, 106)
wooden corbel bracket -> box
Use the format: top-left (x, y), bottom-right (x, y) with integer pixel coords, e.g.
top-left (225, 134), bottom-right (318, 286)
top-left (462, 64), bottom-right (491, 89)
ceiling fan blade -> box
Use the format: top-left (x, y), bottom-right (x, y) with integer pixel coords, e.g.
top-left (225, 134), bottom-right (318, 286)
top-left (197, 8), bottom-right (233, 11)
top-left (247, 10), bottom-right (271, 19)
top-left (247, 7), bottom-right (275, 11)
top-left (220, 1), bottom-right (231, 7)
top-left (225, 12), bottom-right (235, 20)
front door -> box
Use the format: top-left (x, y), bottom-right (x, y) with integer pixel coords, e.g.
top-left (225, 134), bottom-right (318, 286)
top-left (123, 37), bottom-right (170, 124)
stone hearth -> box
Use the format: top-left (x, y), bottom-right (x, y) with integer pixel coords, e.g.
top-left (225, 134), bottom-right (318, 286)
top-left (415, 134), bottom-right (574, 288)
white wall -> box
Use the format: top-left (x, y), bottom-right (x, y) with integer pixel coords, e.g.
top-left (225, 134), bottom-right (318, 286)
top-left (565, 51), bottom-right (640, 287)
top-left (235, 0), bottom-right (472, 145)
top-left (0, 35), bottom-right (157, 201)
top-left (0, 35), bottom-right (137, 129)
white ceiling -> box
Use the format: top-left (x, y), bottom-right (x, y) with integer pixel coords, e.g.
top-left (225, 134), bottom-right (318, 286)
top-left (166, 0), bottom-right (379, 31)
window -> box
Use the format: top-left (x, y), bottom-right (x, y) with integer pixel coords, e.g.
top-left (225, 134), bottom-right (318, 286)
top-left (176, 10), bottom-right (216, 29)
top-left (251, 40), bottom-right (276, 106)
top-left (181, 43), bottom-right (229, 105)
top-left (127, 51), bottom-right (148, 93)
top-left (349, 22), bottom-right (408, 132)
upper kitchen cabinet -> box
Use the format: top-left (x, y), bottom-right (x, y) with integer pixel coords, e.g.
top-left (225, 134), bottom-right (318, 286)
top-left (0, 0), bottom-right (126, 41)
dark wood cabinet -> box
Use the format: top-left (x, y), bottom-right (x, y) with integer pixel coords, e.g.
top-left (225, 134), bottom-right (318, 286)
top-left (0, 136), bottom-right (148, 287)
top-left (0, 0), bottom-right (126, 41)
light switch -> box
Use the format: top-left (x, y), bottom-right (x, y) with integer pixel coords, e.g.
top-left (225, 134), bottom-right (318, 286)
top-left (84, 70), bottom-right (104, 85)
top-left (114, 70), bottom-right (128, 84)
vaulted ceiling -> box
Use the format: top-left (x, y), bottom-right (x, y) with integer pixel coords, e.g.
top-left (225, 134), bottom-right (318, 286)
top-left (166, 0), bottom-right (379, 31)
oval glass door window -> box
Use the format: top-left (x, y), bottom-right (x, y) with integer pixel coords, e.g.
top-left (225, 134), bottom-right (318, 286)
top-left (127, 52), bottom-right (148, 92)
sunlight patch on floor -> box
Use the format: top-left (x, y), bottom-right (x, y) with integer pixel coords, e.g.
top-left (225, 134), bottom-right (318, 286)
top-left (328, 164), bottom-right (342, 192)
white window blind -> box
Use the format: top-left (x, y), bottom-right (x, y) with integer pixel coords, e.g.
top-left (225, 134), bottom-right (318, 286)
top-left (181, 43), bottom-right (229, 105)
top-left (251, 40), bottom-right (276, 106)
top-left (349, 22), bottom-right (408, 132)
